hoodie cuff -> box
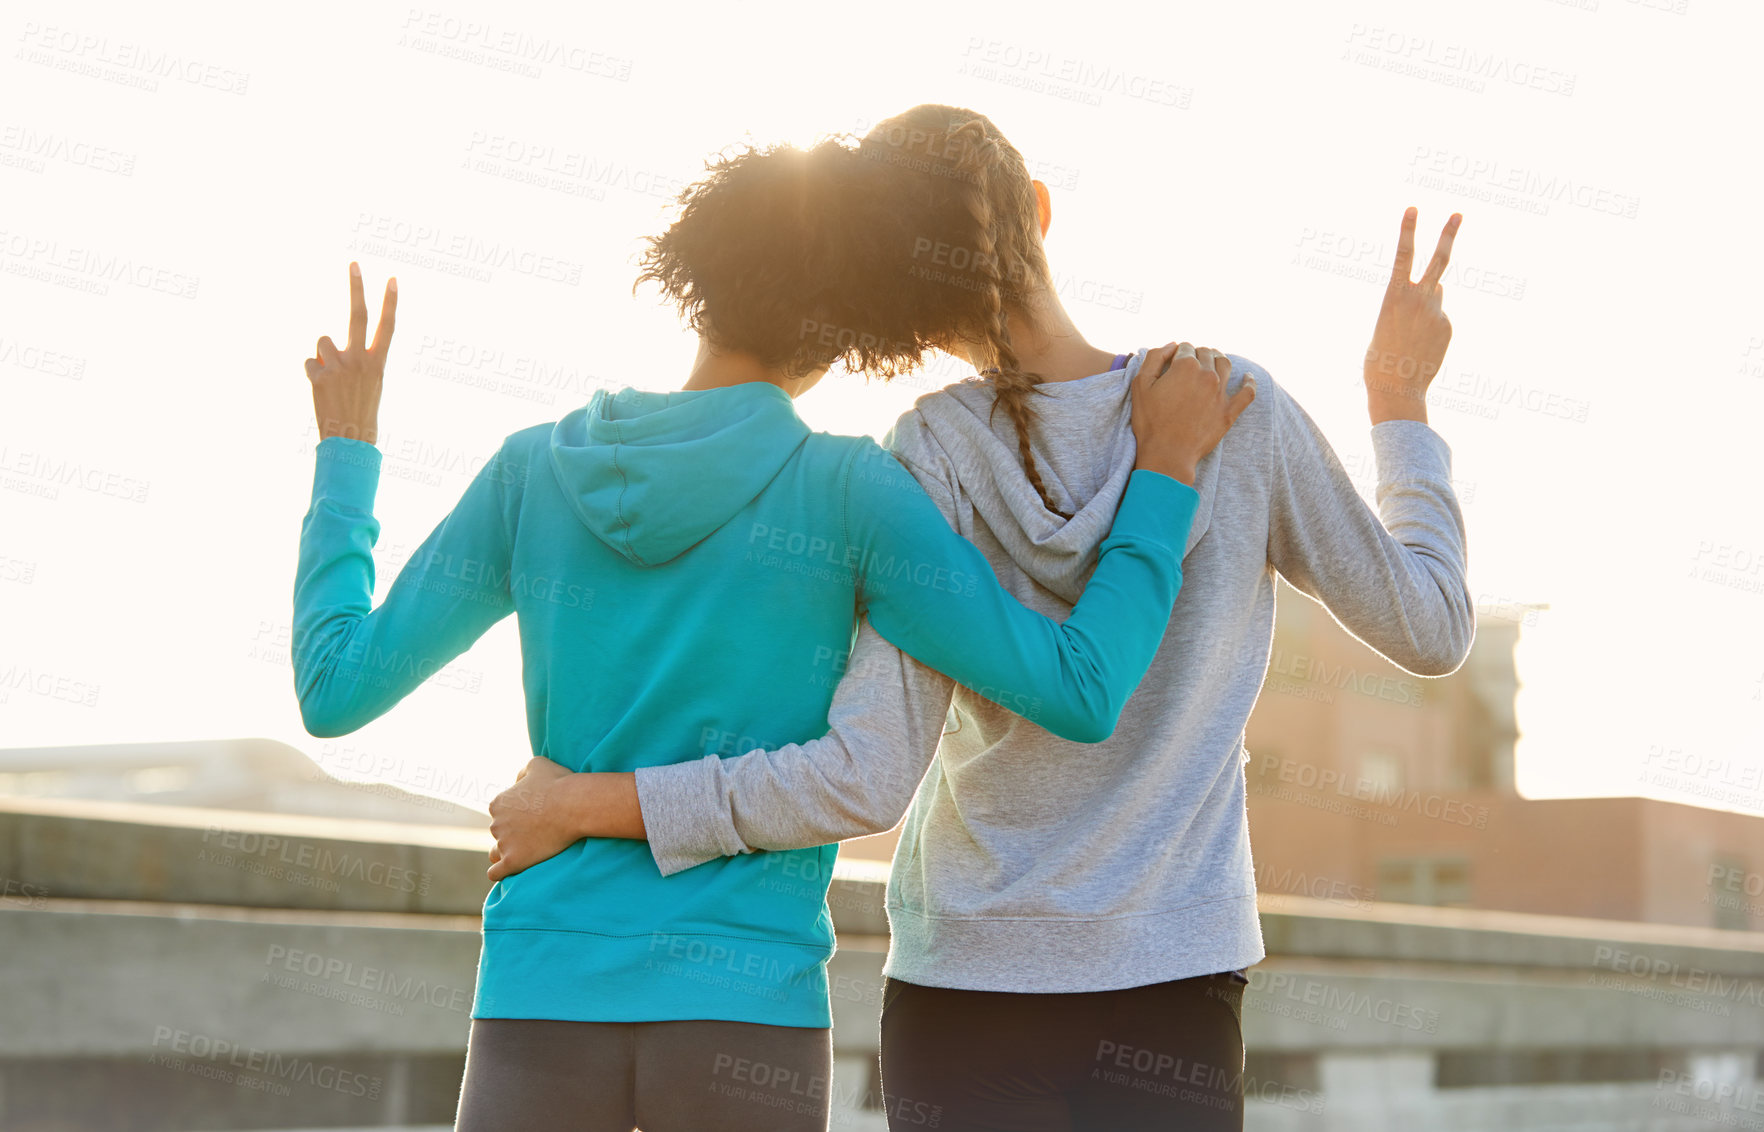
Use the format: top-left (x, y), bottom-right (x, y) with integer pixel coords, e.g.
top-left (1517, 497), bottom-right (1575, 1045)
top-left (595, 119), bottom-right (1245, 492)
top-left (1370, 419), bottom-right (1453, 486)
top-left (313, 437), bottom-right (383, 512)
top-left (1112, 469), bottom-right (1201, 555)
top-left (634, 756), bottom-right (751, 877)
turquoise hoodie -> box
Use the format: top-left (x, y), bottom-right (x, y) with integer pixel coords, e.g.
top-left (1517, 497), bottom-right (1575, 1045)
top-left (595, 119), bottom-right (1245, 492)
top-left (293, 382), bottom-right (1198, 1026)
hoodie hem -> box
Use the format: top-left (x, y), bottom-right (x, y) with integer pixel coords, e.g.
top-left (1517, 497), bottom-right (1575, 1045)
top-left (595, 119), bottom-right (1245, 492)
top-left (472, 926), bottom-right (833, 1027)
top-left (879, 894), bottom-right (1266, 993)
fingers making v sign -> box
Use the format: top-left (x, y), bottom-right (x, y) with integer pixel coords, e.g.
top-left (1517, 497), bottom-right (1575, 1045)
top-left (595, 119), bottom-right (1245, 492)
top-left (1363, 207), bottom-right (1462, 424)
top-left (304, 261), bottom-right (398, 445)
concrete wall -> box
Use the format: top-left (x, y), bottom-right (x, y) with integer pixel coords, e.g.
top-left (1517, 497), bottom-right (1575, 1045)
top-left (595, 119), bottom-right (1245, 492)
top-left (3, 797), bottom-right (1761, 1131)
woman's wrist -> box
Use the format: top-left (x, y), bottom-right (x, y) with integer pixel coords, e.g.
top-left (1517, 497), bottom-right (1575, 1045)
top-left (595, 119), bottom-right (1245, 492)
top-left (1131, 446), bottom-right (1198, 485)
top-left (1367, 392), bottom-right (1428, 425)
top-left (555, 771), bottom-right (644, 840)
top-left (316, 417), bottom-right (380, 445)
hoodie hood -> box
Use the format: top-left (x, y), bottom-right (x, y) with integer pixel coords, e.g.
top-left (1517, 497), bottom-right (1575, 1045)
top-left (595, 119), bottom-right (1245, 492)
top-left (907, 347), bottom-right (1220, 604)
top-left (549, 383), bottom-right (810, 566)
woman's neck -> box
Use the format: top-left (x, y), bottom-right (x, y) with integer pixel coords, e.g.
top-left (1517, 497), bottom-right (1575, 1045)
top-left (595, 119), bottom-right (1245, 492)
top-left (681, 338), bottom-right (822, 399)
top-left (962, 290), bottom-right (1120, 383)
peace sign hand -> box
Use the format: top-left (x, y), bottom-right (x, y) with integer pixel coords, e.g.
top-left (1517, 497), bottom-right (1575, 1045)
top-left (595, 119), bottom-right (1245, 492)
top-left (1363, 208), bottom-right (1461, 425)
top-left (304, 262), bottom-right (397, 445)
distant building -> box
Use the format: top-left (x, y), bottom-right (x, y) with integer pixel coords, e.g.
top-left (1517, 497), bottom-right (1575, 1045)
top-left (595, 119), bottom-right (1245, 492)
top-left (1245, 582), bottom-right (1764, 931)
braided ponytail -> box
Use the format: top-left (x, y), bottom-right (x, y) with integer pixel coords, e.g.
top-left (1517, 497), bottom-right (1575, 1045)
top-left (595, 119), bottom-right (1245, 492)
top-left (946, 119), bottom-right (1068, 519)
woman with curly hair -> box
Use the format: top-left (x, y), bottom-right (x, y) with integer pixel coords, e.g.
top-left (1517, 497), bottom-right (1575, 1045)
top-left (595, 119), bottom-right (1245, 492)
top-left (492, 105), bottom-right (1472, 1130)
top-left (291, 134), bottom-right (1252, 1131)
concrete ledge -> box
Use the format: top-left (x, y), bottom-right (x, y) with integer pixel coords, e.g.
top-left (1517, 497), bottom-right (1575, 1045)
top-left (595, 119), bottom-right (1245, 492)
top-left (0, 797), bottom-right (892, 933)
top-left (10, 897), bottom-right (1755, 1059)
top-left (0, 796), bottom-right (493, 915)
top-left (9, 796), bottom-right (1764, 1009)
top-left (1259, 891), bottom-right (1764, 977)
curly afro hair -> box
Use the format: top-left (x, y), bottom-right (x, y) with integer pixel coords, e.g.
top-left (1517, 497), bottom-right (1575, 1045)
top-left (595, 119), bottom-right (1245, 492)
top-left (636, 137), bottom-right (946, 380)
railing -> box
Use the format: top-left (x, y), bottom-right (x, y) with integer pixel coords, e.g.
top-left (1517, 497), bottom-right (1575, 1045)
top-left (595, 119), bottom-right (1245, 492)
top-left (3, 795), bottom-right (1760, 1131)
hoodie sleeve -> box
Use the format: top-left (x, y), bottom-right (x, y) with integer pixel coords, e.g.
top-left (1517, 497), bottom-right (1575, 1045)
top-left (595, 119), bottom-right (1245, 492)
top-left (838, 436), bottom-right (1193, 744)
top-left (634, 619), bottom-right (954, 874)
top-left (1264, 372), bottom-right (1475, 676)
top-left (292, 436), bottom-right (520, 737)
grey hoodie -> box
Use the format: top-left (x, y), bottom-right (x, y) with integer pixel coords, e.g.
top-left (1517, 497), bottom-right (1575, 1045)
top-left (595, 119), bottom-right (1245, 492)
top-left (633, 350), bottom-right (1474, 992)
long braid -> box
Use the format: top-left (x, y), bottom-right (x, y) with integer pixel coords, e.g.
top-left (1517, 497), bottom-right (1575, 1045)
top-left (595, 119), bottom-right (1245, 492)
top-left (947, 120), bottom-right (1068, 519)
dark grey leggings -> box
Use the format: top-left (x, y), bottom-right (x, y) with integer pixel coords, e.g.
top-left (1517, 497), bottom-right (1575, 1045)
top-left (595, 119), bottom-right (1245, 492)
top-left (453, 1017), bottom-right (833, 1132)
top-left (879, 971), bottom-right (1249, 1131)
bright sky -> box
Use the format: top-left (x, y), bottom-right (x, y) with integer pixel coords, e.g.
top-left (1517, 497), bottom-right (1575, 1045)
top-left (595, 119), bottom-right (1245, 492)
top-left (3, 0), bottom-right (1760, 818)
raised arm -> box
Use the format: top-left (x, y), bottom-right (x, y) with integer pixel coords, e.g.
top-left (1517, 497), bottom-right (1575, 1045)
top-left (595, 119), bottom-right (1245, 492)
top-left (294, 439), bottom-right (521, 735)
top-left (1268, 208), bottom-right (1475, 675)
top-left (293, 263), bottom-right (519, 736)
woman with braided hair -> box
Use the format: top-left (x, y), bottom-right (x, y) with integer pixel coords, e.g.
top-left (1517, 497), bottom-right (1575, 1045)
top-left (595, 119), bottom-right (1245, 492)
top-left (490, 104), bottom-right (1473, 1130)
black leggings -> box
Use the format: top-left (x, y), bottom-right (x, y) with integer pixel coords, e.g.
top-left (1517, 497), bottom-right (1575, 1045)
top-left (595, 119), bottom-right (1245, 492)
top-left (454, 1017), bottom-right (833, 1132)
top-left (879, 971), bottom-right (1248, 1132)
